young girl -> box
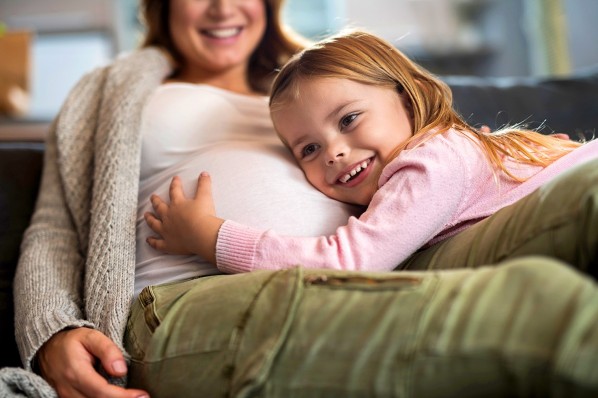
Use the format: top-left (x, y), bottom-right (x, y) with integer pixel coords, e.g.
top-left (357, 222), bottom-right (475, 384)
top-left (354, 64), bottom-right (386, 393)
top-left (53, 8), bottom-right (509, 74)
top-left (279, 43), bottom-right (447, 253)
top-left (145, 30), bottom-right (597, 273)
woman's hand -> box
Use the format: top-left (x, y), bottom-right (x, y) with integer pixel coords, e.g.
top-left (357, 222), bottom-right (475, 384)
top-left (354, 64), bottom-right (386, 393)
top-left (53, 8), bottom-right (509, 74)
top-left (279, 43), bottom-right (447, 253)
top-left (38, 327), bottom-right (149, 398)
top-left (551, 133), bottom-right (570, 140)
top-left (145, 172), bottom-right (224, 264)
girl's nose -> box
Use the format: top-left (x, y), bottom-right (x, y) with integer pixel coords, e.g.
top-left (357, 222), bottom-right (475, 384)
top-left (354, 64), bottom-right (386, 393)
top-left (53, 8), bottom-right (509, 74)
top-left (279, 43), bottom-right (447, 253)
top-left (326, 151), bottom-right (345, 166)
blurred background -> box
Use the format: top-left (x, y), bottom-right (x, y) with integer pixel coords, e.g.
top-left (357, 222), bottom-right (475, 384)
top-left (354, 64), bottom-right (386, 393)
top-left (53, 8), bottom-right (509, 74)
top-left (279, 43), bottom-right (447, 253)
top-left (0, 0), bottom-right (597, 137)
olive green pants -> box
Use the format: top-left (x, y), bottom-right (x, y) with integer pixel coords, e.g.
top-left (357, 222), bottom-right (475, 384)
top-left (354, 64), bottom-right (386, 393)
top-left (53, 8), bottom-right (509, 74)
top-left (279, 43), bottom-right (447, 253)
top-left (400, 158), bottom-right (598, 274)
top-left (125, 258), bottom-right (598, 397)
top-left (125, 159), bottom-right (598, 396)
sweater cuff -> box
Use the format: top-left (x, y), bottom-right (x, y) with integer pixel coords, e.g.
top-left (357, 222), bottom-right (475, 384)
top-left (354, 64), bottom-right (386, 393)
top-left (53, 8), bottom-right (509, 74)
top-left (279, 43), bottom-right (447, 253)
top-left (215, 220), bottom-right (263, 274)
top-left (16, 309), bottom-right (94, 371)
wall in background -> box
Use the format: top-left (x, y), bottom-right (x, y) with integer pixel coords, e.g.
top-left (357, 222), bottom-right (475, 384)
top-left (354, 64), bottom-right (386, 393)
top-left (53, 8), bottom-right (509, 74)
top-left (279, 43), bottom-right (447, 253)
top-left (564, 0), bottom-right (598, 72)
top-left (286, 0), bottom-right (598, 78)
top-left (1, 0), bottom-right (119, 120)
top-left (1, 0), bottom-right (597, 122)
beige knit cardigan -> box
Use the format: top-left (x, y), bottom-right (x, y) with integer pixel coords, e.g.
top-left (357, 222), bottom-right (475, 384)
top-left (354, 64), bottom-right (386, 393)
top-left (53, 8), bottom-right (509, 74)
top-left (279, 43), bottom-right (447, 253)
top-left (7, 48), bottom-right (172, 396)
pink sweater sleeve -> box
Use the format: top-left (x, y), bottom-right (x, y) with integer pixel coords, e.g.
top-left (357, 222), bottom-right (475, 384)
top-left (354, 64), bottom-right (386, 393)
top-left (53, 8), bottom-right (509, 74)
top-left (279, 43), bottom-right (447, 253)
top-left (215, 132), bottom-right (477, 273)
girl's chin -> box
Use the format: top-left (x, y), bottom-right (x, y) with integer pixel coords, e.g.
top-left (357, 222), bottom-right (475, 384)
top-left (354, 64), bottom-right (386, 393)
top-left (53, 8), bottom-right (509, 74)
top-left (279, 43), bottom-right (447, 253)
top-left (329, 191), bottom-right (369, 207)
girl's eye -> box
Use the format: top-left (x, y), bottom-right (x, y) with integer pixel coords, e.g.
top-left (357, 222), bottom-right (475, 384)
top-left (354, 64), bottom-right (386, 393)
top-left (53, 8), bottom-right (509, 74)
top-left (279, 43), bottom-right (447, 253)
top-left (340, 113), bottom-right (358, 129)
top-left (301, 143), bottom-right (320, 158)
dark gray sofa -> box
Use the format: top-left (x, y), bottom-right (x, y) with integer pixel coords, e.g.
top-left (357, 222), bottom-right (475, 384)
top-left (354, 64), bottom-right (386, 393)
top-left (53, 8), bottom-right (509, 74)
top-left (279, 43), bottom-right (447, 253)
top-left (1, 67), bottom-right (597, 369)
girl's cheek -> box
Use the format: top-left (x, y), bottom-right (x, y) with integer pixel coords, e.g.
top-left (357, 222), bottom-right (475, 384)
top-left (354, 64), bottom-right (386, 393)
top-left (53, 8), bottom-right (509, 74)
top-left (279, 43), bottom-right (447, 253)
top-left (305, 169), bottom-right (322, 188)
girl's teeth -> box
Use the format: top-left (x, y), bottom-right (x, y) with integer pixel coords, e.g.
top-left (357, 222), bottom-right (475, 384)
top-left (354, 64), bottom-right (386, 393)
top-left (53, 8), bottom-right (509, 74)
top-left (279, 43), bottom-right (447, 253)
top-left (339, 159), bottom-right (371, 184)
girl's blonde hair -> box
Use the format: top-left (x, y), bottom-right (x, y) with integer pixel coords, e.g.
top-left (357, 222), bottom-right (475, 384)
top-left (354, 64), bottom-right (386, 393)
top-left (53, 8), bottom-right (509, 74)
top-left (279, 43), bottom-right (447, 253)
top-left (270, 30), bottom-right (581, 180)
top-left (139, 0), bottom-right (309, 94)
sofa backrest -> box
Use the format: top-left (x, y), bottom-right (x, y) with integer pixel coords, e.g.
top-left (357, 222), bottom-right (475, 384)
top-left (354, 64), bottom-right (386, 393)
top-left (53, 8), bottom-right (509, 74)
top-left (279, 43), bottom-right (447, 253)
top-left (444, 65), bottom-right (598, 141)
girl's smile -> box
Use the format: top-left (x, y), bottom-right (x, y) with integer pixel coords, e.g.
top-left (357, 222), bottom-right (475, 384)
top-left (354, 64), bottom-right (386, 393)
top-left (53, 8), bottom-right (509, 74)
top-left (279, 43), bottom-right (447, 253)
top-left (272, 77), bottom-right (414, 206)
top-left (335, 157), bottom-right (374, 186)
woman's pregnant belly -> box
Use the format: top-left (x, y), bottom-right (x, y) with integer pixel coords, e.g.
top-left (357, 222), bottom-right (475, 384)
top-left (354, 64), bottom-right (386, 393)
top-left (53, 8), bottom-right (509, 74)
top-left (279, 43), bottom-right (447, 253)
top-left (135, 141), bottom-right (360, 295)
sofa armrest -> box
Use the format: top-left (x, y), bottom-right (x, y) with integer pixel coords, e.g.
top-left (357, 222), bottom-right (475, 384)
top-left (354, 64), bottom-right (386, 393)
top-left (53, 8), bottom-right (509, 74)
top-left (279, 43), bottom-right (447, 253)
top-left (0, 141), bottom-right (44, 368)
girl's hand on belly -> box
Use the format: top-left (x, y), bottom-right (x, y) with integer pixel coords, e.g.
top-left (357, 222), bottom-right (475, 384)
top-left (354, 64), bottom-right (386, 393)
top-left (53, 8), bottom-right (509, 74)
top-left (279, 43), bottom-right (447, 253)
top-left (145, 172), bottom-right (223, 264)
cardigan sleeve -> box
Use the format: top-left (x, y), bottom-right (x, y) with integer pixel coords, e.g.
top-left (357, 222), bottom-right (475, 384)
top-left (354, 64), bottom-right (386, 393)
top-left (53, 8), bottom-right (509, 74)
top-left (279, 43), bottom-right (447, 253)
top-left (215, 134), bottom-right (473, 273)
top-left (12, 69), bottom-right (107, 370)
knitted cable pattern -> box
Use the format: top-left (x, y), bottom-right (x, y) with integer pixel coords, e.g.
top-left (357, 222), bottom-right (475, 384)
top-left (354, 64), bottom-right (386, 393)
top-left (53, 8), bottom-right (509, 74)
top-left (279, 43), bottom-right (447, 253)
top-left (10, 48), bottom-right (172, 396)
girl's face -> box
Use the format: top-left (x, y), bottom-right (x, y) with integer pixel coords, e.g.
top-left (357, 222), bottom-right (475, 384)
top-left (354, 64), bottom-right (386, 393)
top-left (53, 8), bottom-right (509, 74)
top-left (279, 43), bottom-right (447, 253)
top-left (272, 77), bottom-right (414, 206)
top-left (169, 0), bottom-right (266, 87)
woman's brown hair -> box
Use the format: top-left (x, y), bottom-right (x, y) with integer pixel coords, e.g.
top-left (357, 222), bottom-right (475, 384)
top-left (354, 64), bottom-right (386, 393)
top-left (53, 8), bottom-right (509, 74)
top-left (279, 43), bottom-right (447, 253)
top-left (139, 0), bottom-right (308, 93)
top-left (270, 29), bottom-right (581, 180)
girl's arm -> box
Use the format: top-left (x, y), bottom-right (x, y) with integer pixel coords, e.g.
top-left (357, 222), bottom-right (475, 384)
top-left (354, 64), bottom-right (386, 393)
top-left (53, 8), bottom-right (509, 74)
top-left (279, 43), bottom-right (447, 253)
top-left (215, 153), bottom-right (469, 273)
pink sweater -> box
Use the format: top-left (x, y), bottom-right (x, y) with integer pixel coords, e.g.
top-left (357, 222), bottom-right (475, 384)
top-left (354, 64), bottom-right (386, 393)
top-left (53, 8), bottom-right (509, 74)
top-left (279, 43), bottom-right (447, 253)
top-left (216, 129), bottom-right (598, 273)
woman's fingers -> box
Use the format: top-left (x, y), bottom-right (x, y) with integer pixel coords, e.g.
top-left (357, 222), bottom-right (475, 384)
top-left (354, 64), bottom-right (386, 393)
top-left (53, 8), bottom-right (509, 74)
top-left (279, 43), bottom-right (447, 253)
top-left (480, 125), bottom-right (491, 133)
top-left (38, 328), bottom-right (149, 398)
top-left (81, 329), bottom-right (128, 378)
top-left (551, 133), bottom-right (570, 140)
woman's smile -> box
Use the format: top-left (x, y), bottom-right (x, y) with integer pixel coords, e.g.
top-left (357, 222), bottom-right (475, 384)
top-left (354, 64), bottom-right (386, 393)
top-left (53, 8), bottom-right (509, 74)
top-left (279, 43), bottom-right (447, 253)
top-left (169, 0), bottom-right (266, 88)
top-left (201, 27), bottom-right (243, 40)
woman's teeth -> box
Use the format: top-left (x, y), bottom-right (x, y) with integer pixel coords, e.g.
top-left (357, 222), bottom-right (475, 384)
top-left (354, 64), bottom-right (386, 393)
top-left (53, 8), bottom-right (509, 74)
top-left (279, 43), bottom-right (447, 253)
top-left (204, 28), bottom-right (241, 39)
top-left (339, 159), bottom-right (371, 184)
